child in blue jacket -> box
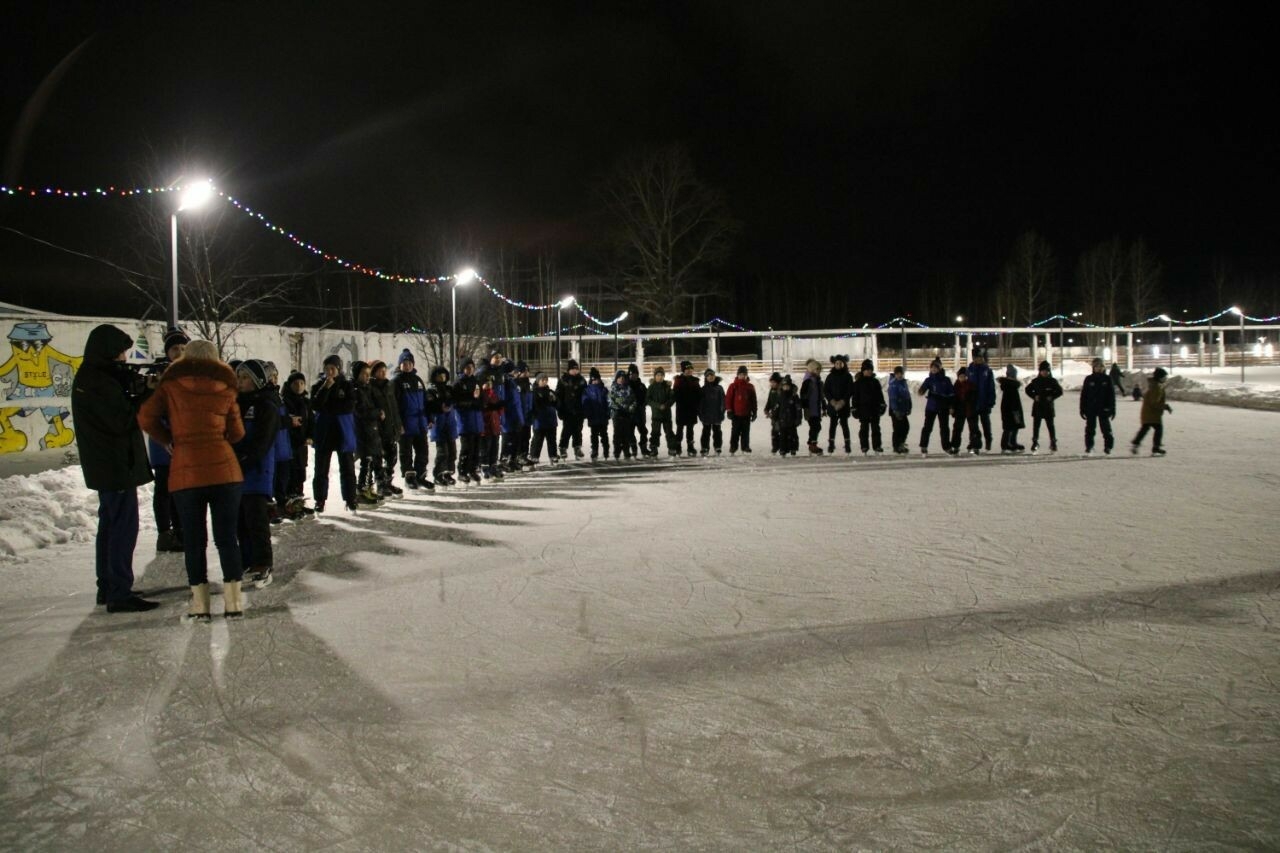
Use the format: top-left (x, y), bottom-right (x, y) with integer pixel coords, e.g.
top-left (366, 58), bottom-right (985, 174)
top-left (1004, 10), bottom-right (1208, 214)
top-left (916, 358), bottom-right (954, 454)
top-left (528, 373), bottom-right (560, 465)
top-left (582, 367), bottom-right (612, 460)
top-left (888, 365), bottom-right (913, 454)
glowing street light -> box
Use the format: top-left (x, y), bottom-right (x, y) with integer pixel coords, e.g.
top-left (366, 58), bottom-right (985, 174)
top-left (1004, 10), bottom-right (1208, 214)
top-left (451, 268), bottom-right (476, 374)
top-left (1158, 314), bottom-right (1173, 374)
top-left (1229, 306), bottom-right (1244, 382)
top-left (170, 179), bottom-right (214, 329)
top-left (555, 295), bottom-right (575, 379)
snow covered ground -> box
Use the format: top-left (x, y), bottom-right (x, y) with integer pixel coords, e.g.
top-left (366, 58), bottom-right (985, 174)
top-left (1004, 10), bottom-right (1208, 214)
top-left (1, 393), bottom-right (1278, 850)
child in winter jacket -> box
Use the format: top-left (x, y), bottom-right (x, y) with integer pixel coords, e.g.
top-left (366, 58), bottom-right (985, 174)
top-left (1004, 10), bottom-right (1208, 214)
top-left (351, 361), bottom-right (385, 503)
top-left (608, 370), bottom-right (639, 459)
top-left (698, 368), bottom-right (725, 455)
top-left (480, 374), bottom-right (505, 479)
top-left (997, 365), bottom-right (1025, 452)
top-left (852, 359), bottom-right (886, 454)
top-left (370, 361), bottom-right (404, 495)
top-left (427, 367), bottom-right (458, 486)
top-left (392, 350), bottom-right (431, 490)
top-left (1024, 361), bottom-right (1063, 452)
top-left (775, 375), bottom-right (803, 455)
top-left (582, 367), bottom-right (611, 460)
top-left (235, 359), bottom-right (280, 587)
top-left (672, 361), bottom-right (701, 456)
top-left (800, 359), bottom-right (825, 454)
top-left (887, 366), bottom-right (912, 454)
top-left (967, 348), bottom-right (997, 452)
top-left (1131, 367), bottom-right (1172, 455)
top-left (452, 359), bottom-right (484, 483)
top-left (647, 367), bottom-right (677, 456)
top-left (823, 355), bottom-right (855, 453)
top-left (950, 367), bottom-right (977, 454)
top-left (764, 372), bottom-right (782, 454)
top-left (311, 354), bottom-right (358, 511)
top-left (282, 371), bottom-right (313, 515)
top-left (528, 374), bottom-right (560, 465)
top-left (724, 365), bottom-right (758, 454)
top-left (627, 364), bottom-right (651, 457)
top-left (1080, 357), bottom-right (1117, 454)
top-left (916, 358), bottom-right (953, 454)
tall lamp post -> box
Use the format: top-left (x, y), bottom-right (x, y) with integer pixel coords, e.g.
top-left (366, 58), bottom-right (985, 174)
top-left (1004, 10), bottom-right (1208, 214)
top-left (1158, 314), bottom-right (1173, 374)
top-left (612, 311), bottom-right (629, 373)
top-left (1229, 306), bottom-right (1244, 383)
top-left (555, 295), bottom-right (575, 379)
top-left (170, 179), bottom-right (215, 329)
top-left (451, 268), bottom-right (477, 374)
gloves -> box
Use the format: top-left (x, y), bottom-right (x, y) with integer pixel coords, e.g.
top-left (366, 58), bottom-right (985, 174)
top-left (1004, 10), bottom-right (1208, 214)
top-left (750, 413), bottom-right (757, 421)
top-left (1165, 404), bottom-right (1173, 413)
top-left (1080, 413), bottom-right (1087, 421)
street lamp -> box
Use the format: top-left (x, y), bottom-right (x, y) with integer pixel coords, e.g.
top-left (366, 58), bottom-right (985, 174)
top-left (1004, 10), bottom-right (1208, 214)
top-left (170, 179), bottom-right (214, 329)
top-left (451, 268), bottom-right (476, 374)
top-left (613, 311), bottom-right (629, 374)
top-left (1158, 314), bottom-right (1173, 374)
top-left (555, 295), bottom-right (574, 378)
top-left (1229, 306), bottom-right (1244, 382)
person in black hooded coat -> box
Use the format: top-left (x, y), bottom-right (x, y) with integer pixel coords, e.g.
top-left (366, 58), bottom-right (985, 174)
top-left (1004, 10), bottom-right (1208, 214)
top-left (72, 324), bottom-right (158, 612)
top-left (851, 359), bottom-right (886, 453)
top-left (822, 354), bottom-right (855, 453)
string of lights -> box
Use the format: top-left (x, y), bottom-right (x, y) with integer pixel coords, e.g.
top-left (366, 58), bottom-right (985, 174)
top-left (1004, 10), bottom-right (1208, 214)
top-left (5, 182), bottom-right (1277, 328)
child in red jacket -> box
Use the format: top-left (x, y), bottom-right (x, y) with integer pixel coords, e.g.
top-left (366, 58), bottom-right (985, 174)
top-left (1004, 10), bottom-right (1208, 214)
top-left (480, 374), bottom-right (505, 480)
top-left (724, 365), bottom-right (758, 454)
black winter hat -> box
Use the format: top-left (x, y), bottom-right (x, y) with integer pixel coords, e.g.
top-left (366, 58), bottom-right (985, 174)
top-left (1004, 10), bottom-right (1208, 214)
top-left (704, 368), bottom-right (716, 377)
top-left (163, 327), bottom-right (190, 354)
top-left (957, 366), bottom-right (968, 376)
top-left (769, 371), bottom-right (782, 383)
top-left (653, 366), bottom-right (666, 376)
top-left (781, 374), bottom-right (794, 386)
top-left (460, 357), bottom-right (475, 370)
top-left (860, 359), bottom-right (874, 372)
top-left (567, 358), bottom-right (580, 370)
top-left (972, 346), bottom-right (986, 360)
top-left (929, 357), bottom-right (942, 370)
top-left (1152, 367), bottom-right (1168, 380)
top-left (286, 371), bottom-right (306, 385)
top-left (680, 360), bottom-right (693, 370)
top-left (237, 359), bottom-right (269, 389)
top-left (1039, 361), bottom-right (1052, 372)
top-left (350, 360), bottom-right (369, 377)
top-left (831, 354), bottom-right (849, 364)
top-left (323, 353), bottom-right (342, 368)
top-left (736, 365), bottom-right (749, 375)
top-left (615, 369), bottom-right (629, 381)
top-left (1006, 364), bottom-right (1018, 378)
top-left (431, 366), bottom-right (451, 382)
top-left (589, 366), bottom-right (602, 380)
top-left (628, 362), bottom-right (640, 376)
top-left (515, 360), bottom-right (529, 373)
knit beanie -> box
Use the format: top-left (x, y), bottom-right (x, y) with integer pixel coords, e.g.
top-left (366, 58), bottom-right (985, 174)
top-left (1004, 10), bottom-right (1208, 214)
top-left (589, 366), bottom-right (601, 381)
top-left (398, 349), bottom-right (414, 367)
top-left (860, 359), bottom-right (874, 372)
top-left (286, 371), bottom-right (306, 385)
top-left (769, 371), bottom-right (782, 383)
top-left (237, 359), bottom-right (269, 389)
top-left (163, 328), bottom-right (190, 354)
top-left (1038, 361), bottom-right (1051, 372)
top-left (183, 339), bottom-right (220, 362)
top-left (1006, 364), bottom-right (1018, 378)
top-left (736, 365), bottom-right (749, 375)
top-left (323, 353), bottom-right (342, 368)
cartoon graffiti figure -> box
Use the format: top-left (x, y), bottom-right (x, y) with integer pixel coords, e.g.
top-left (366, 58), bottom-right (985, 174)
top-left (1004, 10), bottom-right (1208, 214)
top-left (0, 322), bottom-right (84, 452)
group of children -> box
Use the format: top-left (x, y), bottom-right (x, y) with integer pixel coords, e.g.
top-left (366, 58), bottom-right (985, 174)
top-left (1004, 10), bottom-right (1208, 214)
top-left (775, 350), bottom-right (1172, 459)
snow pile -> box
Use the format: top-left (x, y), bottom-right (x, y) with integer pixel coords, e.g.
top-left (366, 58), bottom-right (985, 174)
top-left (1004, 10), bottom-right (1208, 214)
top-left (1131, 369), bottom-right (1280, 412)
top-left (0, 467), bottom-right (101, 560)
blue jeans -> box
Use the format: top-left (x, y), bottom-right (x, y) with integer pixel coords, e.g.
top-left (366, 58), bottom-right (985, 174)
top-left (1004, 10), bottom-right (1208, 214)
top-left (173, 483), bottom-right (243, 585)
top-left (96, 489), bottom-right (139, 604)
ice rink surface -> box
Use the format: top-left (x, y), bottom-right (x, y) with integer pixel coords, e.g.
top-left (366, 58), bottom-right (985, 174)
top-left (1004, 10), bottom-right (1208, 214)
top-left (1, 393), bottom-right (1278, 850)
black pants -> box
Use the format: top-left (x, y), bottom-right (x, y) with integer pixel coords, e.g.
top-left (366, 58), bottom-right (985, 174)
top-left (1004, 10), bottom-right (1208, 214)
top-left (530, 426), bottom-right (558, 462)
top-left (1084, 413), bottom-right (1114, 452)
top-left (589, 422), bottom-right (610, 457)
top-left (890, 413), bottom-right (910, 450)
top-left (806, 415), bottom-right (822, 445)
top-left (1000, 428), bottom-right (1021, 450)
top-left (313, 440), bottom-right (356, 504)
top-left (612, 415), bottom-right (635, 457)
top-left (273, 457), bottom-right (290, 508)
top-left (434, 438), bottom-right (457, 478)
top-left (650, 413), bottom-right (676, 454)
top-left (173, 483), bottom-right (243, 586)
top-left (482, 434), bottom-right (500, 468)
top-left (1032, 415), bottom-right (1056, 448)
top-left (975, 412), bottom-right (993, 449)
top-left (677, 422), bottom-right (696, 453)
top-left (287, 445), bottom-right (308, 496)
top-left (729, 414), bottom-right (752, 452)
top-left (559, 415), bottom-right (584, 450)
top-left (400, 433), bottom-right (428, 479)
top-left (828, 409), bottom-right (851, 447)
top-left (634, 418), bottom-right (649, 455)
top-left (238, 493), bottom-right (273, 570)
top-left (358, 452), bottom-right (384, 490)
top-left (151, 465), bottom-right (181, 533)
top-left (781, 425), bottom-right (800, 454)
top-left (700, 422), bottom-right (723, 453)
top-left (771, 421), bottom-right (780, 453)
top-left (502, 432), bottom-right (522, 466)
top-left (458, 433), bottom-right (481, 476)
top-left (1133, 422), bottom-right (1163, 450)
top-left (858, 417), bottom-right (883, 452)
top-left (920, 409), bottom-right (950, 452)
top-left (95, 489), bottom-right (139, 604)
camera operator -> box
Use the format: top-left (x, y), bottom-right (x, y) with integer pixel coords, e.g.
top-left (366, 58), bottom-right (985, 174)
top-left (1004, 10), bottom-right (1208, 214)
top-left (139, 328), bottom-right (189, 553)
top-left (70, 324), bottom-right (159, 613)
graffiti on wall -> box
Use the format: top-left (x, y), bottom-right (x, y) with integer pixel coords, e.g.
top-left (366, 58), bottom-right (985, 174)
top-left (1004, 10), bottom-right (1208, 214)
top-left (0, 322), bottom-right (83, 453)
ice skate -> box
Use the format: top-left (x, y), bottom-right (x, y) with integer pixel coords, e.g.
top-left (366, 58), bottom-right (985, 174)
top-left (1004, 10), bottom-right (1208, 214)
top-left (1152, 448), bottom-right (1166, 456)
top-left (574, 446), bottom-right (584, 460)
top-left (807, 442), bottom-right (823, 456)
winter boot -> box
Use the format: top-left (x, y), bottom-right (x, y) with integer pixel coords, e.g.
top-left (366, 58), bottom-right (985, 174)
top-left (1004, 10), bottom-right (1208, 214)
top-left (808, 442), bottom-right (823, 455)
top-left (248, 566), bottom-right (273, 589)
top-left (188, 584), bottom-right (211, 623)
top-left (827, 441), bottom-right (835, 454)
top-left (223, 581), bottom-right (243, 619)
top-left (156, 529), bottom-right (184, 553)
top-left (404, 471), bottom-right (418, 490)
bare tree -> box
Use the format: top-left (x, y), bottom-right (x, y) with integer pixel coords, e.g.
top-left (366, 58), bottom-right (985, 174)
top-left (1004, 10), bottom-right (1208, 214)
top-left (1127, 238), bottom-right (1162, 323)
top-left (1001, 230), bottom-right (1056, 325)
top-left (1076, 237), bottom-right (1125, 326)
top-left (595, 144), bottom-right (739, 324)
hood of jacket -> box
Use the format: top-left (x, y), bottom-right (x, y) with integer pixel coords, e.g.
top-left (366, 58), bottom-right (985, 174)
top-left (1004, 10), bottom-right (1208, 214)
top-left (84, 324), bottom-right (133, 364)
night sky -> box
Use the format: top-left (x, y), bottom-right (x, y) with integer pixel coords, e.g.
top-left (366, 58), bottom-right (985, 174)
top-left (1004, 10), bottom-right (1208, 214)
top-left (2, 1), bottom-right (1275, 323)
